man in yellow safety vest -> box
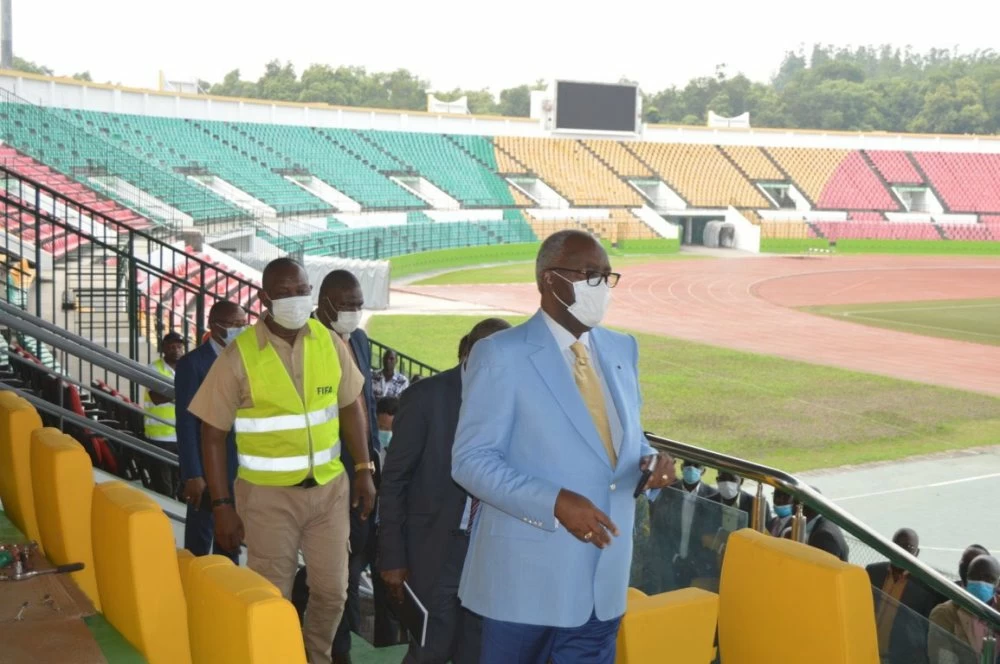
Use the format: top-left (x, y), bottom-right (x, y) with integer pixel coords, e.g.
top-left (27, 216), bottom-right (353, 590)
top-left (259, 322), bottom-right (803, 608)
top-left (143, 331), bottom-right (185, 445)
top-left (188, 257), bottom-right (376, 664)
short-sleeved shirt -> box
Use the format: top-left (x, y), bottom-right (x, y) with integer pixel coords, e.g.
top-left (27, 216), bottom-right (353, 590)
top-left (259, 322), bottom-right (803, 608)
top-left (188, 318), bottom-right (364, 433)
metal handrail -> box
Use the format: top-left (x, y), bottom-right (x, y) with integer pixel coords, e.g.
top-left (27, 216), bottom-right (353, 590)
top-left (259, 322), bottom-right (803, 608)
top-left (0, 299), bottom-right (174, 398)
top-left (0, 382), bottom-right (178, 466)
top-left (645, 433), bottom-right (1000, 632)
top-left (2, 348), bottom-right (173, 426)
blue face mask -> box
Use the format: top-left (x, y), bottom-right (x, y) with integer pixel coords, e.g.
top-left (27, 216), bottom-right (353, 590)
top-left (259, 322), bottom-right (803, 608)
top-left (775, 504), bottom-right (794, 519)
top-left (967, 580), bottom-right (996, 604)
top-left (379, 430), bottom-right (392, 447)
top-left (222, 326), bottom-right (247, 346)
top-left (682, 466), bottom-right (702, 485)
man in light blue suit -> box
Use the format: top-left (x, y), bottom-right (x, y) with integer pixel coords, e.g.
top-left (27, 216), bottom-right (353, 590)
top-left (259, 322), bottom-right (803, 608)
top-left (452, 230), bottom-right (677, 664)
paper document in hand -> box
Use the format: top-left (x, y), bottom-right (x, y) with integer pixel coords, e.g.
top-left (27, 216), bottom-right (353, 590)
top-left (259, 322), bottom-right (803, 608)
top-left (401, 581), bottom-right (429, 647)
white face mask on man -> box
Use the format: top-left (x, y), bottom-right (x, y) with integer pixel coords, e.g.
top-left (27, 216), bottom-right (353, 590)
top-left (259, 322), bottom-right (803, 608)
top-left (269, 295), bottom-right (313, 330)
top-left (330, 307), bottom-right (362, 336)
top-left (551, 271), bottom-right (612, 329)
top-left (717, 481), bottom-right (740, 501)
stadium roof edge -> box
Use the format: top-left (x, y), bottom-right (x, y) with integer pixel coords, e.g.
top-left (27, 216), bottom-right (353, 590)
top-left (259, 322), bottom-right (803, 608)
top-left (0, 68), bottom-right (536, 124)
top-left (2, 68), bottom-right (999, 145)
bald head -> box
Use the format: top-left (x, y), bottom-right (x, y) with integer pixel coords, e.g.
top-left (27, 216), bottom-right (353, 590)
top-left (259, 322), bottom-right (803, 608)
top-left (967, 555), bottom-right (1000, 586)
top-left (320, 269), bottom-right (360, 294)
top-left (468, 318), bottom-right (511, 346)
top-left (535, 230), bottom-right (603, 286)
top-left (208, 300), bottom-right (243, 325)
top-left (961, 545), bottom-right (991, 585)
top-left (461, 318), bottom-right (511, 366)
top-left (892, 528), bottom-right (920, 555)
top-left (262, 257), bottom-right (306, 292)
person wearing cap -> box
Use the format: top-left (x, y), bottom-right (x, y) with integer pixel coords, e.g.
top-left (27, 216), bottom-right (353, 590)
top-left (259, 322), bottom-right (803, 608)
top-left (144, 331), bottom-right (185, 447)
top-left (188, 257), bottom-right (376, 664)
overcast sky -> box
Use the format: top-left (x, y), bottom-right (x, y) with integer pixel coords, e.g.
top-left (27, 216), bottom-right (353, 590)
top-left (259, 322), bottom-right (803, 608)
top-left (15, 0), bottom-right (1000, 94)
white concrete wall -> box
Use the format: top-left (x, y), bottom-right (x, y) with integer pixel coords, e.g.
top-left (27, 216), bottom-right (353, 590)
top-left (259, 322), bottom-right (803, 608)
top-left (726, 207), bottom-right (761, 253)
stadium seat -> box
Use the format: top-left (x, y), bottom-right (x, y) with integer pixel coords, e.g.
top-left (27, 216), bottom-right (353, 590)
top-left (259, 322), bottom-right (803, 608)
top-left (184, 555), bottom-right (306, 664)
top-left (0, 391), bottom-right (44, 544)
top-left (627, 142), bottom-right (770, 208)
top-left (29, 428), bottom-right (101, 610)
top-left (718, 529), bottom-right (878, 664)
top-left (91, 480), bottom-right (192, 664)
top-left (721, 145), bottom-right (785, 180)
top-left (616, 587), bottom-right (718, 664)
top-left (912, 152), bottom-right (1000, 213)
top-left (496, 136), bottom-right (644, 206)
top-left (865, 150), bottom-right (924, 184)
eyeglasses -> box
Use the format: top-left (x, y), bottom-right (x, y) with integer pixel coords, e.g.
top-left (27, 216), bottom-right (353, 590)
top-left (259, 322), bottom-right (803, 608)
top-left (549, 268), bottom-right (621, 288)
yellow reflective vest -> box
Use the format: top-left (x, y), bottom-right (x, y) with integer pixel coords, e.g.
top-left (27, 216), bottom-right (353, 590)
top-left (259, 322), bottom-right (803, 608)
top-left (143, 358), bottom-right (176, 442)
top-left (233, 320), bottom-right (344, 486)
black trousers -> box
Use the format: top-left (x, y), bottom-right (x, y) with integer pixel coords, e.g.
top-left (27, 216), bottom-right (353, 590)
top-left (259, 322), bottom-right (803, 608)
top-left (403, 532), bottom-right (482, 664)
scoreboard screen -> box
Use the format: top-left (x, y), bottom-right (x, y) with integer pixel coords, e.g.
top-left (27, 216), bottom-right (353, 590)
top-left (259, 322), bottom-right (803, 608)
top-left (554, 81), bottom-right (638, 133)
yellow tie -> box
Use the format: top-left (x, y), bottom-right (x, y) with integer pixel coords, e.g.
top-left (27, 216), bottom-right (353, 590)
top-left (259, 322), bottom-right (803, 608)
top-left (570, 341), bottom-right (617, 468)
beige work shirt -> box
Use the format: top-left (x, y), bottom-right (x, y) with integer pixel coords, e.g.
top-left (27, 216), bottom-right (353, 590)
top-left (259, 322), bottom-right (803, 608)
top-left (188, 318), bottom-right (364, 433)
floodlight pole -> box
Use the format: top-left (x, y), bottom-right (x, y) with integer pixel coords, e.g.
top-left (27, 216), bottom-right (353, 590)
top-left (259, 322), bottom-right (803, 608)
top-left (0, 0), bottom-right (11, 70)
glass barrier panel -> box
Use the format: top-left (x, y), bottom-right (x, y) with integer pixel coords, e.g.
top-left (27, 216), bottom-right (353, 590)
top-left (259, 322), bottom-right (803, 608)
top-left (631, 484), bottom-right (748, 596)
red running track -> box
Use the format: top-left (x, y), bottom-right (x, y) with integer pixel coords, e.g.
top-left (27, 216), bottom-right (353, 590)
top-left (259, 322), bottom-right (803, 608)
top-left (400, 255), bottom-right (1000, 397)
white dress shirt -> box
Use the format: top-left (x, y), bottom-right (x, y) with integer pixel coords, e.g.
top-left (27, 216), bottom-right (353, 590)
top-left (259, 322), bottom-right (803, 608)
top-left (541, 310), bottom-right (624, 455)
top-left (679, 484), bottom-right (699, 558)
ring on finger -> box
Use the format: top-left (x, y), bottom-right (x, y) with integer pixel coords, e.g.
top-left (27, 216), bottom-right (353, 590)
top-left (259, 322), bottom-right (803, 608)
top-left (583, 531), bottom-right (593, 541)
top-left (660, 474), bottom-right (669, 481)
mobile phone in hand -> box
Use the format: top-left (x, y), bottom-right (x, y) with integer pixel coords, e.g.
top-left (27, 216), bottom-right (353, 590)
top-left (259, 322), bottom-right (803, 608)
top-left (634, 468), bottom-right (652, 498)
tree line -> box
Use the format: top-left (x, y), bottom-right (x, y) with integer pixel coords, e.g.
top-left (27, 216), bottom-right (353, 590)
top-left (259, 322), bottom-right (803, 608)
top-left (11, 45), bottom-right (1000, 135)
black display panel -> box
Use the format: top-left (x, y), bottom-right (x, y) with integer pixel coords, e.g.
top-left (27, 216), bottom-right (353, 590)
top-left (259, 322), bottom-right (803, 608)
top-left (554, 81), bottom-right (638, 133)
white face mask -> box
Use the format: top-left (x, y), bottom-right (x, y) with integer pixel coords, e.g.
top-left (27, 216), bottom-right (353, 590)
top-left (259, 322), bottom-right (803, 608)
top-left (718, 481), bottom-right (740, 501)
top-left (552, 271), bottom-right (611, 329)
top-left (221, 325), bottom-right (247, 346)
top-left (269, 295), bottom-right (313, 330)
top-left (330, 309), bottom-right (362, 336)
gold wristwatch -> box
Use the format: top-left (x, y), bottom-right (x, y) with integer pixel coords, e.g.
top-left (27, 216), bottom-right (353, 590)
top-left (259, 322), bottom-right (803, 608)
top-left (354, 461), bottom-right (375, 474)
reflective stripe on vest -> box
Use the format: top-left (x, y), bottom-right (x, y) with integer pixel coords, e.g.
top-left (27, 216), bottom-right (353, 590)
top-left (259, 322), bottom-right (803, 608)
top-left (234, 320), bottom-right (344, 487)
top-left (143, 359), bottom-right (176, 441)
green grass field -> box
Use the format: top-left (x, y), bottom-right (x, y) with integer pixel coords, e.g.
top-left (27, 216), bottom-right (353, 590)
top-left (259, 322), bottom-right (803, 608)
top-left (366, 314), bottom-right (1000, 472)
top-left (803, 298), bottom-right (1000, 346)
top-left (412, 254), bottom-right (703, 286)
top-left (760, 238), bottom-right (1000, 255)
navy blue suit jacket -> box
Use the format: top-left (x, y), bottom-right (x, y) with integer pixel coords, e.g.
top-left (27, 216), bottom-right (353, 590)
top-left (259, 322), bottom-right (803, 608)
top-left (175, 342), bottom-right (238, 485)
top-left (342, 328), bottom-right (381, 480)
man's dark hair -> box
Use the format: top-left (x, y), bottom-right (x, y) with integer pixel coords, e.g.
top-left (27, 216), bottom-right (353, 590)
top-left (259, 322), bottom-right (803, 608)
top-left (376, 396), bottom-right (399, 417)
top-left (467, 318), bottom-right (511, 346)
top-left (535, 229), bottom-right (597, 283)
top-left (458, 334), bottom-right (471, 361)
top-left (320, 269), bottom-right (360, 293)
top-left (161, 331), bottom-right (184, 346)
top-left (262, 256), bottom-right (305, 290)
top-left (208, 300), bottom-right (243, 322)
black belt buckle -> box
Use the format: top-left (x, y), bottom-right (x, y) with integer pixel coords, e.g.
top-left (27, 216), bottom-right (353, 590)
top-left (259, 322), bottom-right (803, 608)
top-left (296, 477), bottom-right (319, 489)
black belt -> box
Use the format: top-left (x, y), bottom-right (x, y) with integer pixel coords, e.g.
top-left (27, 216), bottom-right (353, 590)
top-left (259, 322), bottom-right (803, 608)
top-left (294, 477), bottom-right (319, 489)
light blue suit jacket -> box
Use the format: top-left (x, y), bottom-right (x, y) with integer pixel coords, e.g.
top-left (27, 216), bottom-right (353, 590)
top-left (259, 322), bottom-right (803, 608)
top-left (451, 311), bottom-right (655, 627)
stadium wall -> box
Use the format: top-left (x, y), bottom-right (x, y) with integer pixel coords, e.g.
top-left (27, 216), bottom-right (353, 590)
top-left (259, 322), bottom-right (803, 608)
top-left (5, 70), bottom-right (1000, 152)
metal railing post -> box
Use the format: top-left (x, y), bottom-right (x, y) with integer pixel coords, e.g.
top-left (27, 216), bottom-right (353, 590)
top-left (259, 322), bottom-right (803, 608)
top-left (982, 636), bottom-right (997, 664)
top-left (750, 483), bottom-right (766, 533)
top-left (790, 504), bottom-right (808, 543)
top-left (33, 185), bottom-right (42, 318)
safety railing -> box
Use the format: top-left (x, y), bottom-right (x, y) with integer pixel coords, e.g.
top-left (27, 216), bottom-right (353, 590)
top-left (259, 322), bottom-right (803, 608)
top-left (0, 165), bottom-right (261, 395)
top-left (369, 337), bottom-right (439, 382)
top-left (645, 432), bottom-right (1000, 662)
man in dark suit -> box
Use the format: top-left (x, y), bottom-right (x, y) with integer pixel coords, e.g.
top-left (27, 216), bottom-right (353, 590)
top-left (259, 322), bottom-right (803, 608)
top-left (293, 269), bottom-right (386, 663)
top-left (710, 471), bottom-right (771, 529)
top-left (867, 528), bottom-right (946, 664)
top-left (379, 317), bottom-right (511, 664)
top-left (803, 492), bottom-right (850, 562)
top-left (175, 300), bottom-right (246, 563)
top-left (646, 461), bottom-right (720, 593)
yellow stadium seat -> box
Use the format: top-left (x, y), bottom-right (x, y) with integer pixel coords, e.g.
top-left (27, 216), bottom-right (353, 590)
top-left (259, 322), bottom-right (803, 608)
top-left (0, 391), bottom-right (43, 543)
top-left (617, 587), bottom-right (719, 664)
top-left (29, 428), bottom-right (101, 610)
top-left (718, 529), bottom-right (878, 664)
top-left (92, 481), bottom-right (192, 664)
top-left (185, 555), bottom-right (306, 664)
